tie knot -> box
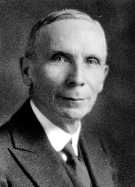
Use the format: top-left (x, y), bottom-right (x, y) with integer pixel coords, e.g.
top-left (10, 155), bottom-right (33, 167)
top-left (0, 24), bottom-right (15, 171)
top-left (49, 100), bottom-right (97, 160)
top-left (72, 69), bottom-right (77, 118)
top-left (62, 141), bottom-right (77, 167)
top-left (63, 141), bottom-right (77, 160)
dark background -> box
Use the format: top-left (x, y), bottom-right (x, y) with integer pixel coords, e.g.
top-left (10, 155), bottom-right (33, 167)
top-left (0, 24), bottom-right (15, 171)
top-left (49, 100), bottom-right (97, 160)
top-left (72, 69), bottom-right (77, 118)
top-left (0, 0), bottom-right (135, 144)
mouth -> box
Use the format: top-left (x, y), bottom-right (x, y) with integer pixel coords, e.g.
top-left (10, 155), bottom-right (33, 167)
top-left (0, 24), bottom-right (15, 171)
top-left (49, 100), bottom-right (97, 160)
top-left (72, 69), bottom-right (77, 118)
top-left (61, 96), bottom-right (84, 101)
top-left (56, 95), bottom-right (87, 103)
top-left (55, 94), bottom-right (90, 108)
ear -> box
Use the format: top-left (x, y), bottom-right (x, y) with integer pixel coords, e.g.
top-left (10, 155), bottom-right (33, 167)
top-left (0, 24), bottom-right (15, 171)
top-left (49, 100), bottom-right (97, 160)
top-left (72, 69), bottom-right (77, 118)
top-left (20, 57), bottom-right (33, 87)
top-left (98, 64), bottom-right (109, 93)
top-left (103, 64), bottom-right (109, 80)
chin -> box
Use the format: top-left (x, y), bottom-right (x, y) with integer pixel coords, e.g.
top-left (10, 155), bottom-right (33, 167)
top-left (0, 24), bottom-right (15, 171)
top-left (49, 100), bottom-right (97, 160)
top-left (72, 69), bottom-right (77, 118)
top-left (59, 107), bottom-right (90, 121)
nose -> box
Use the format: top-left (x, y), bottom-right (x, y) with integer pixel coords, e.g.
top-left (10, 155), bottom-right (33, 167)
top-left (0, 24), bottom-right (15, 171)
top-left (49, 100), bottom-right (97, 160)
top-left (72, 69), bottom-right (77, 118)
top-left (65, 61), bottom-right (85, 88)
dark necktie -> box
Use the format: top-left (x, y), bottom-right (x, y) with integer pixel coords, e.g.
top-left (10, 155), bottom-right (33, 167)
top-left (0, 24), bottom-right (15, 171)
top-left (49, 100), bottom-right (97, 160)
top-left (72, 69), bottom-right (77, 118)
top-left (62, 141), bottom-right (91, 187)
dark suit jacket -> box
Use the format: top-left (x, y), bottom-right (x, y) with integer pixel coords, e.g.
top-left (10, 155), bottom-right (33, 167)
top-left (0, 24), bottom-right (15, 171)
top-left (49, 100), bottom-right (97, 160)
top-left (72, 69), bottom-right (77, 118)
top-left (0, 100), bottom-right (118, 187)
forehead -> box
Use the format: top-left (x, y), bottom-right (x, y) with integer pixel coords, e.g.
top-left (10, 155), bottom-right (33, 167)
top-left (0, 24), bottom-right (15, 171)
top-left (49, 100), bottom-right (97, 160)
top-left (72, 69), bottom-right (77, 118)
top-left (36, 19), bottom-right (107, 59)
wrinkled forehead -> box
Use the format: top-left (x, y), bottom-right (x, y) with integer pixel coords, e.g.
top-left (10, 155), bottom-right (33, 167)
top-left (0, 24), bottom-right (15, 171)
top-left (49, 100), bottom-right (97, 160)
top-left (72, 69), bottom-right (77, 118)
top-left (37, 18), bottom-right (106, 45)
top-left (34, 19), bottom-right (107, 64)
top-left (35, 18), bottom-right (107, 58)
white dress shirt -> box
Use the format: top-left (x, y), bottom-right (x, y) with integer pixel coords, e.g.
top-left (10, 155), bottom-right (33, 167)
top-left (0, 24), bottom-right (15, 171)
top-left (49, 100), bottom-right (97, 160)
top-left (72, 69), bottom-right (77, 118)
top-left (30, 100), bottom-right (81, 159)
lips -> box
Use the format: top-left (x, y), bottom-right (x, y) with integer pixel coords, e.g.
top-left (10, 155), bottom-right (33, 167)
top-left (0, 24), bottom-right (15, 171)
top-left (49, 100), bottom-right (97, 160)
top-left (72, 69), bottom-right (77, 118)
top-left (56, 94), bottom-right (88, 104)
top-left (60, 96), bottom-right (84, 101)
top-left (55, 94), bottom-right (89, 108)
top-left (56, 94), bottom-right (85, 101)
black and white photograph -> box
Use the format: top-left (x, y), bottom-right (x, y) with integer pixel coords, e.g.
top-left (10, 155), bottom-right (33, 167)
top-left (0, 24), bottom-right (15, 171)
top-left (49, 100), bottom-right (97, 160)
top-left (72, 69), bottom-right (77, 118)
top-left (0, 0), bottom-right (135, 186)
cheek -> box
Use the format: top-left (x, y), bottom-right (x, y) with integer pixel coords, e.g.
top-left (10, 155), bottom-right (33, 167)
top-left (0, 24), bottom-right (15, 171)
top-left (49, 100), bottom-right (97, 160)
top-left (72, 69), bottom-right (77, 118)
top-left (86, 69), bottom-right (105, 93)
top-left (43, 64), bottom-right (69, 85)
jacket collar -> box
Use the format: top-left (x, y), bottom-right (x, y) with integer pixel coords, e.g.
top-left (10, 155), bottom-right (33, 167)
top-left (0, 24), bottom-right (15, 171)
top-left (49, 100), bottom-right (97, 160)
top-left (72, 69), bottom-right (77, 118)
top-left (9, 100), bottom-right (73, 186)
top-left (80, 130), bottom-right (116, 187)
top-left (8, 99), bottom-right (116, 187)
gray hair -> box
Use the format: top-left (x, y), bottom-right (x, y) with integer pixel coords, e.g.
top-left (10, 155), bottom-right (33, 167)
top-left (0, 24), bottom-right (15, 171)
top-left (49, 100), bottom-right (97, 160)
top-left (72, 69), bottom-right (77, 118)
top-left (25, 9), bottom-right (104, 60)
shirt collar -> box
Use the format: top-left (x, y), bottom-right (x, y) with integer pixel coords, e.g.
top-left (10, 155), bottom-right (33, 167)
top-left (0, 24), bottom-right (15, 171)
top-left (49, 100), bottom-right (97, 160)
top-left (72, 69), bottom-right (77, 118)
top-left (30, 100), bottom-right (81, 155)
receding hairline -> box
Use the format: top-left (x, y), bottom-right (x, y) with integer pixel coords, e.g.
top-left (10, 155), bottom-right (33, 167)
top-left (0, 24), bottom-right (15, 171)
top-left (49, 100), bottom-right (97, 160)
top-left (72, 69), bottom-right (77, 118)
top-left (33, 9), bottom-right (97, 29)
top-left (25, 9), bottom-right (106, 59)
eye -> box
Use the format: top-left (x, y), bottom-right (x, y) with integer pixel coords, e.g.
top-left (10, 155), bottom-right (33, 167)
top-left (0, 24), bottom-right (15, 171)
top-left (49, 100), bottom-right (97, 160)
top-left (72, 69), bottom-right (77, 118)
top-left (51, 52), bottom-right (68, 63)
top-left (86, 56), bottom-right (100, 65)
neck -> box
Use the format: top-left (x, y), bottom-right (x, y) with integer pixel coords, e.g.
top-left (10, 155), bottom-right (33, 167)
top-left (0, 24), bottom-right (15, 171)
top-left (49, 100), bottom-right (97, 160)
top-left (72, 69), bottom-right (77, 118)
top-left (60, 119), bottom-right (81, 134)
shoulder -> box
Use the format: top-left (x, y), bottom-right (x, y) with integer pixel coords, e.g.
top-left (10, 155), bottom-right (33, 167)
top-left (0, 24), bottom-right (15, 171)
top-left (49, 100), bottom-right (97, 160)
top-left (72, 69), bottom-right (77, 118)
top-left (81, 124), bottom-right (118, 153)
top-left (0, 123), bottom-right (12, 181)
top-left (0, 100), bottom-right (30, 183)
top-left (81, 126), bottom-right (120, 166)
top-left (0, 123), bottom-right (11, 150)
top-left (0, 100), bottom-right (29, 169)
top-left (0, 99), bottom-right (31, 148)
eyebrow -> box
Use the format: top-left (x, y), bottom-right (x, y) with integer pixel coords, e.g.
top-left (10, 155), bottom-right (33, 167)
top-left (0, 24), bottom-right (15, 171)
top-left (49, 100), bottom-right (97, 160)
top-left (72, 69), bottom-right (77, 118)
top-left (50, 50), bottom-right (74, 60)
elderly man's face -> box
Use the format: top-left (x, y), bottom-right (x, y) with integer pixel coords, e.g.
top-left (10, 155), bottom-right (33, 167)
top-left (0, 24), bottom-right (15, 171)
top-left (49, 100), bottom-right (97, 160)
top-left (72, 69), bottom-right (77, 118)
top-left (26, 19), bottom-right (108, 123)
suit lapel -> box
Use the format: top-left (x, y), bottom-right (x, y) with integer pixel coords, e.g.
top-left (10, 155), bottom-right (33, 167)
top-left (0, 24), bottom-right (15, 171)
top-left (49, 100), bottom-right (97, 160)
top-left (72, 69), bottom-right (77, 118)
top-left (8, 100), bottom-right (116, 186)
top-left (8, 100), bottom-right (72, 187)
top-left (80, 130), bottom-right (115, 187)
top-left (9, 138), bottom-right (72, 187)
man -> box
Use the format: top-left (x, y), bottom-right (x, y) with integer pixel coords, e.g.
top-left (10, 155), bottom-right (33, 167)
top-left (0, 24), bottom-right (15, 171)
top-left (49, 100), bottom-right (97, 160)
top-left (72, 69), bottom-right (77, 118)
top-left (0, 9), bottom-right (117, 186)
